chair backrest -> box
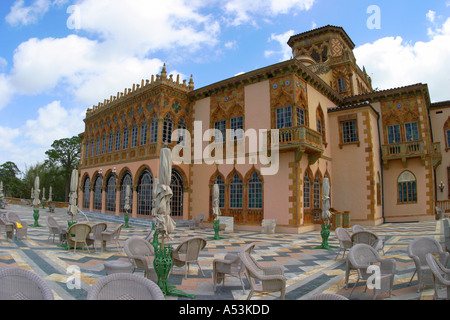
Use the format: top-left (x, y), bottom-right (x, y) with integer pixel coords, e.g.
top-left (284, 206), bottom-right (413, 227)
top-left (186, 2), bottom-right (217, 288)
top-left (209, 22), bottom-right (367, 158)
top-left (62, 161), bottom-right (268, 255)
top-left (408, 237), bottom-right (443, 265)
top-left (0, 268), bottom-right (54, 300)
top-left (347, 243), bottom-right (380, 268)
top-left (426, 253), bottom-right (450, 286)
top-left (91, 223), bottom-right (107, 239)
top-left (238, 250), bottom-right (262, 284)
top-left (87, 273), bottom-right (165, 300)
top-left (352, 225), bottom-right (365, 233)
top-left (124, 237), bottom-right (154, 269)
top-left (112, 224), bottom-right (124, 239)
top-left (68, 223), bottom-right (92, 242)
top-left (351, 230), bottom-right (378, 246)
top-left (196, 214), bottom-right (205, 222)
top-left (6, 212), bottom-right (21, 224)
top-left (0, 216), bottom-right (12, 227)
top-left (335, 228), bottom-right (351, 242)
top-left (176, 237), bottom-right (207, 261)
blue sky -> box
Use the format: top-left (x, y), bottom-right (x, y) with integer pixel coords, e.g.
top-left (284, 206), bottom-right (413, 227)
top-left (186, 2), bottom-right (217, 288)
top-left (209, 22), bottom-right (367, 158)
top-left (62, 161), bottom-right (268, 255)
top-left (0, 0), bottom-right (449, 174)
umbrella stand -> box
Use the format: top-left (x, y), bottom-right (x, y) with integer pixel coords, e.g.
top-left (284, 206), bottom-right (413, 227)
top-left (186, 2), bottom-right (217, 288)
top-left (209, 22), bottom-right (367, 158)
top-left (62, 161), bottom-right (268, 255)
top-left (314, 220), bottom-right (335, 250)
top-left (152, 232), bottom-right (195, 299)
top-left (31, 208), bottom-right (43, 227)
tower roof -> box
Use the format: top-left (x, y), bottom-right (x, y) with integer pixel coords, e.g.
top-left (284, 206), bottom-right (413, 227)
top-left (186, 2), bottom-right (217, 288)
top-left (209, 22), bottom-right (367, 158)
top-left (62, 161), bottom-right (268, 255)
top-left (287, 25), bottom-right (355, 50)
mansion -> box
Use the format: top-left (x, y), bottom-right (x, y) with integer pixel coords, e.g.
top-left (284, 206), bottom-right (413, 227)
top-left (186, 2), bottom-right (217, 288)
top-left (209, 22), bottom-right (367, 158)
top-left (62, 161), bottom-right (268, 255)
top-left (78, 25), bottom-right (450, 233)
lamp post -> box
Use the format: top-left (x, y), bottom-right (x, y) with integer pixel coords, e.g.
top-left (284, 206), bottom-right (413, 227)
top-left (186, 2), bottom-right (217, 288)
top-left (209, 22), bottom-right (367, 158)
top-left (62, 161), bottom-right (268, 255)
top-left (439, 181), bottom-right (445, 193)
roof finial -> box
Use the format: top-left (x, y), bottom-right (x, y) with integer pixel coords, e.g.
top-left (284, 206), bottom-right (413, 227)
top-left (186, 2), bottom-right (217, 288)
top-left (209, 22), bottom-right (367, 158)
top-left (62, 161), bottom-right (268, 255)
top-left (161, 63), bottom-right (167, 79)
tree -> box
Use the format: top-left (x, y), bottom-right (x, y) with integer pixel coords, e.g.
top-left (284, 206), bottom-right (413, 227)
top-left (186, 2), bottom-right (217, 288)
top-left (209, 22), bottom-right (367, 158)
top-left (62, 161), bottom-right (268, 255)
top-left (0, 161), bottom-right (25, 198)
top-left (45, 136), bottom-right (81, 201)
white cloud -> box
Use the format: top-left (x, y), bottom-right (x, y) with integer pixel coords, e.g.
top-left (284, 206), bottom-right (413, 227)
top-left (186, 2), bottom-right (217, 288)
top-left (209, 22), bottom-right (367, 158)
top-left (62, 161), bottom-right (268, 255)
top-left (264, 30), bottom-right (295, 61)
top-left (9, 35), bottom-right (165, 106)
top-left (354, 17), bottom-right (450, 102)
top-left (5, 0), bottom-right (68, 26)
top-left (426, 10), bottom-right (436, 23)
top-left (223, 0), bottom-right (315, 26)
top-left (72, 0), bottom-right (221, 56)
top-left (23, 101), bottom-right (85, 147)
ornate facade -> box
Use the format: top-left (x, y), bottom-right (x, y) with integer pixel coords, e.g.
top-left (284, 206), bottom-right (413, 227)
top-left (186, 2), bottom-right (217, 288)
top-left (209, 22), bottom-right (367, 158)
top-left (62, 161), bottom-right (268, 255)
top-left (78, 25), bottom-right (448, 233)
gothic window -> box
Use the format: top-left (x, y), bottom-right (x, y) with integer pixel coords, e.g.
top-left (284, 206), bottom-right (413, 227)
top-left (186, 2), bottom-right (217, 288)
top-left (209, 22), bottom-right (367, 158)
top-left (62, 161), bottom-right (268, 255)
top-left (297, 107), bottom-right (305, 126)
top-left (101, 134), bottom-right (107, 154)
top-left (137, 170), bottom-right (153, 216)
top-left (131, 122), bottom-right (138, 148)
top-left (388, 125), bottom-right (401, 144)
top-left (96, 136), bottom-right (101, 156)
top-left (90, 139), bottom-right (95, 157)
top-left (140, 121), bottom-right (148, 146)
top-left (170, 170), bottom-right (184, 217)
top-left (313, 173), bottom-right (321, 209)
top-left (303, 172), bottom-right (311, 208)
top-left (248, 172), bottom-right (263, 209)
top-left (85, 140), bottom-right (89, 158)
top-left (93, 175), bottom-right (102, 211)
top-left (119, 172), bottom-right (132, 213)
top-left (214, 174), bottom-right (225, 208)
top-left (231, 116), bottom-right (244, 140)
top-left (105, 174), bottom-right (116, 212)
top-left (82, 177), bottom-right (90, 210)
top-left (214, 120), bottom-right (226, 143)
top-left (229, 173), bottom-right (243, 209)
top-left (122, 125), bottom-right (129, 149)
top-left (115, 131), bottom-right (121, 151)
top-left (162, 114), bottom-right (173, 144)
top-left (338, 78), bottom-right (346, 93)
top-left (177, 118), bottom-right (187, 146)
top-left (398, 171), bottom-right (417, 204)
top-left (276, 106), bottom-right (293, 129)
top-left (405, 122), bottom-right (419, 142)
top-left (108, 131), bottom-right (114, 153)
top-left (150, 115), bottom-right (158, 143)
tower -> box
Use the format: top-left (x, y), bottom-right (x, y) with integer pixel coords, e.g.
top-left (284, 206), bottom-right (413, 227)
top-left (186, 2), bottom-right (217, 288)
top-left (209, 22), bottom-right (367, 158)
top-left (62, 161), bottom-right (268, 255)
top-left (288, 25), bottom-right (373, 97)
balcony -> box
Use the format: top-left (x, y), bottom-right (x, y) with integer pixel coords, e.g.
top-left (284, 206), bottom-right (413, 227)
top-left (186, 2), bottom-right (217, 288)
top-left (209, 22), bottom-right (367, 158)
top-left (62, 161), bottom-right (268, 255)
top-left (382, 141), bottom-right (442, 169)
top-left (266, 126), bottom-right (324, 164)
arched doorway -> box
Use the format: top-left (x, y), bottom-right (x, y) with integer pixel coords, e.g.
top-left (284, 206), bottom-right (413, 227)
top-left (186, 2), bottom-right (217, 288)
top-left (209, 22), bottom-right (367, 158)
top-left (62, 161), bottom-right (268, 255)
top-left (82, 176), bottom-right (90, 210)
top-left (119, 172), bottom-right (133, 213)
top-left (170, 169), bottom-right (184, 218)
top-left (137, 170), bottom-right (153, 217)
top-left (93, 175), bottom-right (103, 211)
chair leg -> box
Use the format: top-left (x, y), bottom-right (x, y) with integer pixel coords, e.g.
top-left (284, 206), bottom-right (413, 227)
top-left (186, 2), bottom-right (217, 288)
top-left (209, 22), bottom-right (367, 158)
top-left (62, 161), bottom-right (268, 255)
top-left (197, 262), bottom-right (205, 277)
top-left (239, 274), bottom-right (246, 294)
top-left (349, 278), bottom-right (360, 298)
top-left (408, 270), bottom-right (416, 286)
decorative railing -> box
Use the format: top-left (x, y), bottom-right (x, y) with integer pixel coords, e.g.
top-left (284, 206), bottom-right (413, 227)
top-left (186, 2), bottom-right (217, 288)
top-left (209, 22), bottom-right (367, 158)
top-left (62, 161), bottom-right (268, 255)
top-left (268, 126), bottom-right (323, 149)
top-left (382, 141), bottom-right (425, 158)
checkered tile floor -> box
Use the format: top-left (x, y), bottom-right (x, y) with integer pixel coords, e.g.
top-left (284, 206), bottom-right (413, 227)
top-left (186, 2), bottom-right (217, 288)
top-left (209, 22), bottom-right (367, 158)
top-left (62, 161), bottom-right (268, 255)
top-left (0, 204), bottom-right (446, 300)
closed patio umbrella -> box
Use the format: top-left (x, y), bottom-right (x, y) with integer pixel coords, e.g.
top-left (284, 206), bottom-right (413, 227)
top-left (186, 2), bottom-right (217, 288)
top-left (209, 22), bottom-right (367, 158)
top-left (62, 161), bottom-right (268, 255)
top-left (322, 177), bottom-right (331, 221)
top-left (48, 186), bottom-right (52, 202)
top-left (32, 176), bottom-right (40, 208)
top-left (153, 147), bottom-right (176, 239)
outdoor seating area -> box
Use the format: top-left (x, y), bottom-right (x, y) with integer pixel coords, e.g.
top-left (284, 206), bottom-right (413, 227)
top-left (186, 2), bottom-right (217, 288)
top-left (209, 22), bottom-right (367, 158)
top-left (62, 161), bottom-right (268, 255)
top-left (0, 203), bottom-right (449, 301)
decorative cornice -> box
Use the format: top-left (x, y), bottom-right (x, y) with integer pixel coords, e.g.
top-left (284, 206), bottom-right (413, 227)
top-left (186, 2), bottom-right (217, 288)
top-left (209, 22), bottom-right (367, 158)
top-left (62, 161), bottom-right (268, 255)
top-left (287, 25), bottom-right (355, 50)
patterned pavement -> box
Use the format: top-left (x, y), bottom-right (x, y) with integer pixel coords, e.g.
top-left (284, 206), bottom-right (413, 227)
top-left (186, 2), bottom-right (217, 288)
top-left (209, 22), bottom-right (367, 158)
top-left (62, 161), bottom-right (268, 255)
top-left (0, 204), bottom-right (446, 301)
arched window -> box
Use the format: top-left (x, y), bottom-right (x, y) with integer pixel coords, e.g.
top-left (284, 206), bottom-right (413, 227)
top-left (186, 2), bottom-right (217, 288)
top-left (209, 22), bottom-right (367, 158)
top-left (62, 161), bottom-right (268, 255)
top-left (170, 170), bottom-right (184, 217)
top-left (115, 130), bottom-right (121, 151)
top-left (162, 114), bottom-right (173, 144)
top-left (108, 131), bottom-right (114, 153)
top-left (313, 173), bottom-right (321, 209)
top-left (177, 118), bottom-right (187, 146)
top-left (229, 173), bottom-right (243, 209)
top-left (398, 171), bottom-right (417, 204)
top-left (105, 174), bottom-right (117, 212)
top-left (131, 122), bottom-right (138, 148)
top-left (95, 136), bottom-right (100, 156)
top-left (248, 172), bottom-right (263, 209)
top-left (119, 172), bottom-right (133, 213)
top-left (150, 115), bottom-right (158, 143)
top-left (303, 172), bottom-right (311, 208)
top-left (83, 177), bottom-right (90, 210)
top-left (122, 125), bottom-right (129, 149)
top-left (140, 121), bottom-right (148, 146)
top-left (85, 140), bottom-right (90, 158)
top-left (101, 134), bottom-right (107, 154)
top-left (93, 175), bottom-right (102, 211)
top-left (214, 174), bottom-right (225, 209)
top-left (137, 170), bottom-right (153, 216)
